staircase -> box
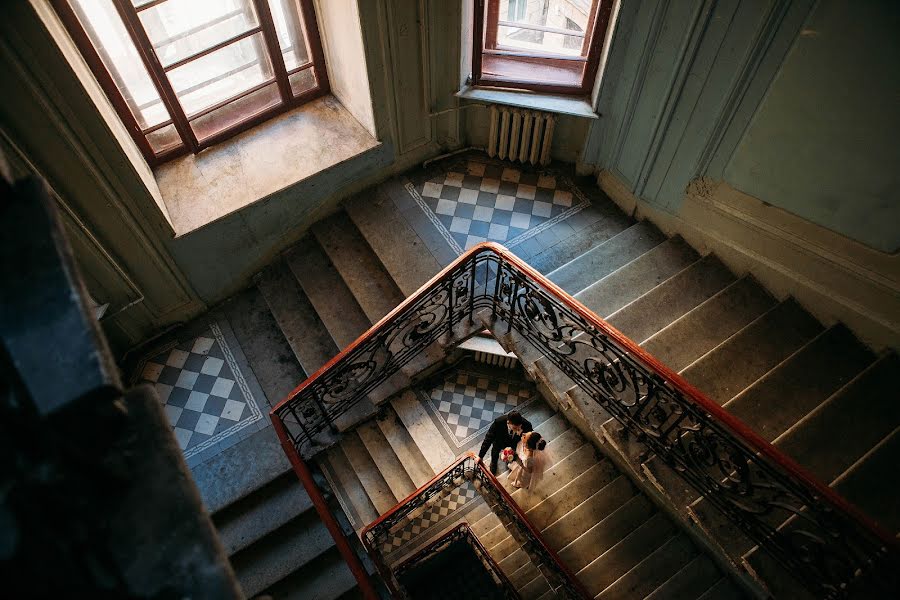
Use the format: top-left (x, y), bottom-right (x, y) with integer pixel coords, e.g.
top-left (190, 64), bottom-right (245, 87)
top-left (198, 153), bottom-right (896, 599)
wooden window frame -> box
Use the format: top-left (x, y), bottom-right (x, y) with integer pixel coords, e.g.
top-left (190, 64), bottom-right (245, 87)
top-left (52, 0), bottom-right (330, 167)
top-left (472, 0), bottom-right (613, 96)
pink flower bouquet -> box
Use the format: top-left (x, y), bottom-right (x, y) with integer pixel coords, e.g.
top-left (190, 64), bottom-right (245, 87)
top-left (500, 447), bottom-right (515, 463)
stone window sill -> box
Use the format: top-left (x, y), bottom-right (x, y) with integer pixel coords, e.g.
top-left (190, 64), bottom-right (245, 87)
top-left (154, 95), bottom-right (381, 237)
top-left (456, 85), bottom-right (598, 119)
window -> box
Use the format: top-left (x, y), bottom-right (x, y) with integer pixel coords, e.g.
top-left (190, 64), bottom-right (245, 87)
top-left (53, 0), bottom-right (328, 166)
top-left (472, 0), bottom-right (613, 95)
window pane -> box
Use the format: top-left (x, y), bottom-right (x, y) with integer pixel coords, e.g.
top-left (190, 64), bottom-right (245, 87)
top-left (139, 0), bottom-right (260, 68)
top-left (496, 0), bottom-right (592, 57)
top-left (145, 123), bottom-right (182, 153)
top-left (168, 33), bottom-right (274, 117)
top-left (288, 68), bottom-right (316, 97)
top-left (268, 0), bottom-right (311, 71)
top-left (190, 83), bottom-right (281, 141)
top-left (70, 0), bottom-right (171, 129)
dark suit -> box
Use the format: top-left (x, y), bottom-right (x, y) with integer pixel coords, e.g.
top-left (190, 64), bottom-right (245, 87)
top-left (478, 414), bottom-right (533, 474)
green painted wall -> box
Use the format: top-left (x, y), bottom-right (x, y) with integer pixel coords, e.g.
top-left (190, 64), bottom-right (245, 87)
top-left (724, 0), bottom-right (900, 253)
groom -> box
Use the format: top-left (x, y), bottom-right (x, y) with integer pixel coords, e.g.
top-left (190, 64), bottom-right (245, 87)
top-left (477, 410), bottom-right (533, 475)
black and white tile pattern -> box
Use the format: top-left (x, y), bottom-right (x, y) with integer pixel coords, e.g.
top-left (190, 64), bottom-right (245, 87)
top-left (138, 322), bottom-right (263, 462)
top-left (408, 160), bottom-right (590, 254)
top-left (382, 480), bottom-right (480, 556)
top-left (423, 370), bottom-right (533, 448)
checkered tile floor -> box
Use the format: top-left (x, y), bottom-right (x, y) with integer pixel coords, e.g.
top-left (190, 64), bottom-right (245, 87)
top-left (426, 371), bottom-right (533, 446)
top-left (382, 480), bottom-right (479, 555)
top-left (409, 160), bottom-right (588, 253)
top-left (138, 323), bottom-right (262, 459)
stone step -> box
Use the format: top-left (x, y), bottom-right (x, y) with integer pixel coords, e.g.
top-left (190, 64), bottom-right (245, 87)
top-left (340, 431), bottom-right (399, 515)
top-left (680, 299), bottom-right (823, 405)
top-left (644, 554), bottom-right (725, 600)
top-left (575, 511), bottom-right (676, 597)
top-left (542, 475), bottom-right (635, 550)
top-left (606, 254), bottom-right (736, 344)
top-left (312, 210), bottom-right (406, 323)
top-left (255, 259), bottom-right (338, 375)
top-left (220, 286), bottom-right (307, 405)
top-left (498, 547), bottom-right (532, 577)
top-left (774, 353), bottom-right (900, 485)
top-left (375, 405), bottom-right (436, 488)
top-left (697, 577), bottom-right (745, 600)
top-left (510, 443), bottom-right (604, 513)
top-left (262, 545), bottom-right (358, 600)
top-left (345, 187), bottom-right (442, 297)
top-left (559, 493), bottom-right (655, 574)
top-left (833, 425), bottom-right (900, 533)
top-left (510, 561), bottom-right (542, 591)
top-left (230, 508), bottom-right (335, 598)
top-left (213, 471), bottom-right (312, 556)
top-left (286, 236), bottom-right (372, 350)
top-left (322, 445), bottom-right (378, 531)
top-left (525, 201), bottom-right (634, 274)
top-left (724, 324), bottom-right (875, 442)
top-left (521, 573), bottom-right (551, 600)
top-left (355, 419), bottom-right (416, 501)
top-left (525, 459), bottom-right (618, 528)
top-left (548, 220), bottom-right (666, 296)
top-left (575, 236), bottom-right (700, 318)
top-left (641, 276), bottom-right (775, 373)
top-left (390, 390), bottom-right (455, 473)
top-left (598, 533), bottom-right (697, 600)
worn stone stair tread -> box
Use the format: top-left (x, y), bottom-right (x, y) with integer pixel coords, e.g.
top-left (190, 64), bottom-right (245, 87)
top-left (525, 459), bottom-right (618, 527)
top-left (575, 511), bottom-right (676, 597)
top-left (510, 561), bottom-right (542, 589)
top-left (521, 572), bottom-right (551, 600)
top-left (641, 276), bottom-right (775, 372)
top-left (680, 299), bottom-right (823, 405)
top-left (312, 210), bottom-right (406, 323)
top-left (774, 353), bottom-right (900, 484)
top-left (543, 475), bottom-right (635, 550)
top-left (548, 220), bottom-right (667, 295)
top-left (499, 548), bottom-right (533, 576)
top-left (230, 509), bottom-right (335, 598)
top-left (340, 431), bottom-right (399, 514)
top-left (322, 445), bottom-right (379, 530)
top-left (220, 286), bottom-right (307, 404)
top-left (833, 425), bottom-right (900, 533)
top-left (489, 533), bottom-right (521, 566)
top-left (527, 202), bottom-right (634, 274)
top-left (697, 577), bottom-right (745, 600)
top-left (575, 236), bottom-right (700, 318)
top-left (559, 494), bottom-right (655, 574)
top-left (644, 554), bottom-right (726, 600)
top-left (255, 259), bottom-right (339, 375)
top-left (196, 426), bottom-right (292, 514)
top-left (606, 254), bottom-right (736, 343)
top-left (345, 186), bottom-right (442, 297)
top-left (356, 419), bottom-right (416, 501)
top-left (286, 236), bottom-right (372, 350)
top-left (390, 390), bottom-right (455, 473)
top-left (262, 545), bottom-right (358, 600)
top-left (376, 405), bottom-right (436, 487)
top-left (723, 324), bottom-right (874, 442)
top-left (511, 443), bottom-right (604, 513)
top-left (598, 533), bottom-right (696, 600)
top-left (214, 471), bottom-right (313, 556)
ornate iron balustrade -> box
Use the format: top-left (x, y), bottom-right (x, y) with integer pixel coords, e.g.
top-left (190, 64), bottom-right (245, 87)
top-left (360, 453), bottom-right (588, 599)
top-left (393, 523), bottom-right (519, 600)
top-left (271, 243), bottom-right (899, 599)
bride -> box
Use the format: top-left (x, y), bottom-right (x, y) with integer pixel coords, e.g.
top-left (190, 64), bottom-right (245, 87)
top-left (508, 431), bottom-right (548, 490)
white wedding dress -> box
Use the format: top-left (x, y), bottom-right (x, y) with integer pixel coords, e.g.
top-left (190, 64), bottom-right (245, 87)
top-left (508, 439), bottom-right (549, 490)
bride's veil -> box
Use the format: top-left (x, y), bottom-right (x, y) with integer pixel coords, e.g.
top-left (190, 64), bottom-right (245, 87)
top-left (530, 443), bottom-right (552, 489)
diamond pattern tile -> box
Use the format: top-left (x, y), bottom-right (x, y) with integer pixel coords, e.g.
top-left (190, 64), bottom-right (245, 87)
top-left (136, 323), bottom-right (262, 459)
top-left (382, 480), bottom-right (480, 554)
top-left (409, 160), bottom-right (590, 254)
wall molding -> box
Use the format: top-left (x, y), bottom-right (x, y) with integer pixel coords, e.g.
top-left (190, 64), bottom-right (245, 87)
top-left (599, 169), bottom-right (900, 351)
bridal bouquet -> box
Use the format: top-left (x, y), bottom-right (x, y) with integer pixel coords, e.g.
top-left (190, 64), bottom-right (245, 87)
top-left (500, 447), bottom-right (515, 463)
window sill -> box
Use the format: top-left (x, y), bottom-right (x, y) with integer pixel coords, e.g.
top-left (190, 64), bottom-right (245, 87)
top-left (456, 85), bottom-right (598, 119)
top-left (154, 95), bottom-right (381, 237)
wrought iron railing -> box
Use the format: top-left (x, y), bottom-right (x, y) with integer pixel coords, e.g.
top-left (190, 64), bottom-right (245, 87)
top-left (393, 523), bottom-right (518, 599)
top-left (360, 453), bottom-right (588, 599)
top-left (271, 242), bottom-right (899, 599)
